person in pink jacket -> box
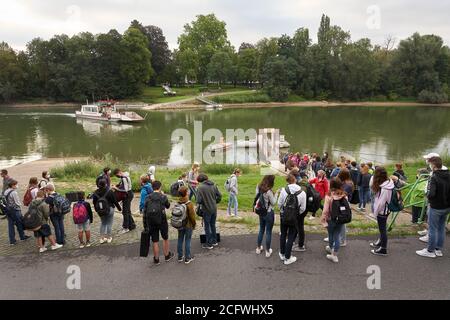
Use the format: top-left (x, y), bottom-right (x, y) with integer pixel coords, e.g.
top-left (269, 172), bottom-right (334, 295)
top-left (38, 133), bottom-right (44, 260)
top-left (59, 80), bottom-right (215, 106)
top-left (370, 167), bottom-right (394, 256)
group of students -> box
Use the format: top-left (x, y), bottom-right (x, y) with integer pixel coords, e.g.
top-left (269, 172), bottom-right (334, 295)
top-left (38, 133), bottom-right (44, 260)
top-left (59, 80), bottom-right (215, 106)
top-left (1, 151), bottom-right (449, 265)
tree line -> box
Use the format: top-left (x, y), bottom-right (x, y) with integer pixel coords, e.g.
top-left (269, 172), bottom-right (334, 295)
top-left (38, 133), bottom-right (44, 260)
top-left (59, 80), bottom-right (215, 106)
top-left (0, 14), bottom-right (449, 103)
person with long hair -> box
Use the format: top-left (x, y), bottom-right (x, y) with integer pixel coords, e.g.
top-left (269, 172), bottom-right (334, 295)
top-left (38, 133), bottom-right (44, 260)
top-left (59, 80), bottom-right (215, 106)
top-left (357, 164), bottom-right (372, 211)
top-left (320, 178), bottom-right (347, 263)
top-left (254, 175), bottom-right (277, 257)
top-left (188, 163), bottom-right (200, 201)
top-left (370, 167), bottom-right (395, 256)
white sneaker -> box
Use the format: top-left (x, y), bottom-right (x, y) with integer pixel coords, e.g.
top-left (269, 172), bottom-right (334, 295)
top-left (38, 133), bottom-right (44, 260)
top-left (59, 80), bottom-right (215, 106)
top-left (325, 245), bottom-right (332, 254)
top-left (278, 252), bottom-right (286, 261)
top-left (308, 216), bottom-right (315, 220)
top-left (323, 237), bottom-right (329, 242)
top-left (265, 249), bottom-right (273, 258)
top-left (419, 235), bottom-right (429, 243)
top-left (416, 248), bottom-right (436, 258)
top-left (79, 243), bottom-right (85, 249)
top-left (107, 237), bottom-right (113, 243)
top-left (284, 256), bottom-right (297, 265)
top-left (119, 228), bottom-right (130, 235)
top-left (326, 254), bottom-right (339, 263)
top-left (418, 230), bottom-right (428, 236)
top-left (99, 238), bottom-right (106, 244)
top-left (256, 246), bottom-right (263, 255)
top-left (39, 247), bottom-right (47, 253)
top-left (435, 250), bottom-right (443, 257)
top-left (51, 244), bottom-right (63, 250)
top-left (341, 241), bottom-right (347, 247)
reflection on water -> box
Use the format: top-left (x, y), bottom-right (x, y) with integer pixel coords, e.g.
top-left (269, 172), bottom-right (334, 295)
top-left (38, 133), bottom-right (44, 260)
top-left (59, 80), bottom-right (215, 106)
top-left (0, 106), bottom-right (450, 168)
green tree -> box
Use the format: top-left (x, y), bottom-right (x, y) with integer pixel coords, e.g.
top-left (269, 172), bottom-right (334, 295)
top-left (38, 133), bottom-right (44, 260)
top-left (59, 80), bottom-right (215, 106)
top-left (0, 42), bottom-right (25, 102)
top-left (262, 56), bottom-right (298, 101)
top-left (207, 51), bottom-right (233, 85)
top-left (256, 38), bottom-right (278, 85)
top-left (237, 46), bottom-right (258, 85)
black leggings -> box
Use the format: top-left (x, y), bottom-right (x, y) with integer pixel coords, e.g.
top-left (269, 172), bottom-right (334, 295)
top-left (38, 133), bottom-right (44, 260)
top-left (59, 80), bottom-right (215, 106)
top-left (295, 211), bottom-right (308, 247)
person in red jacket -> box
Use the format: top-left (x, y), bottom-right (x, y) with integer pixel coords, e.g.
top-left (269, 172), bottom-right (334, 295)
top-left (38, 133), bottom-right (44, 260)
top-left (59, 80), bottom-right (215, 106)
top-left (308, 170), bottom-right (329, 218)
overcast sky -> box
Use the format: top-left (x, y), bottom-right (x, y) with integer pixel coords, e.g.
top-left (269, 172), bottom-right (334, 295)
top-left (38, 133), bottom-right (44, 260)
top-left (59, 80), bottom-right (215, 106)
top-left (1, 0), bottom-right (449, 51)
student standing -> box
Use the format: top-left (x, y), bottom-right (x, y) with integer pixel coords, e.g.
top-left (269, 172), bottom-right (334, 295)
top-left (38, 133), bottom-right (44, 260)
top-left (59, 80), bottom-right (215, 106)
top-left (176, 186), bottom-right (196, 264)
top-left (309, 170), bottom-right (329, 218)
top-left (45, 184), bottom-right (65, 246)
top-left (23, 177), bottom-right (39, 206)
top-left (416, 157), bottom-right (450, 258)
top-left (93, 179), bottom-right (122, 244)
top-left (96, 167), bottom-right (111, 188)
top-left (255, 175), bottom-right (277, 257)
top-left (277, 174), bottom-right (306, 265)
top-left (357, 165), bottom-right (372, 211)
top-left (38, 171), bottom-right (51, 190)
top-left (1, 169), bottom-right (12, 195)
top-left (188, 163), bottom-right (200, 201)
top-left (139, 175), bottom-right (153, 214)
top-left (143, 181), bottom-right (174, 265)
top-left (73, 194), bottom-right (93, 248)
top-left (370, 167), bottom-right (395, 256)
top-left (112, 168), bottom-right (136, 233)
top-left (4, 179), bottom-right (30, 245)
top-left (227, 168), bottom-right (241, 218)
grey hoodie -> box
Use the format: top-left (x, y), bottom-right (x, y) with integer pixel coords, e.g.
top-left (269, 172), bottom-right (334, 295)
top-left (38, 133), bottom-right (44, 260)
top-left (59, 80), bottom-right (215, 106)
top-left (229, 174), bottom-right (238, 194)
top-left (372, 179), bottom-right (395, 216)
top-left (196, 180), bottom-right (222, 215)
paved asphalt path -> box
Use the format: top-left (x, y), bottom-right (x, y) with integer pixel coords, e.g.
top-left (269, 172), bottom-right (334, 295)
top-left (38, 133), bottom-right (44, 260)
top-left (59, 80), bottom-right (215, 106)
top-left (1, 234), bottom-right (449, 300)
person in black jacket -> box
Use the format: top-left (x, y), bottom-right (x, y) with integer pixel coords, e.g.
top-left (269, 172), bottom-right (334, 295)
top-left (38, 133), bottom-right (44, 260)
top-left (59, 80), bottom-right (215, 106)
top-left (143, 181), bottom-right (173, 265)
top-left (93, 179), bottom-right (122, 244)
top-left (416, 157), bottom-right (450, 258)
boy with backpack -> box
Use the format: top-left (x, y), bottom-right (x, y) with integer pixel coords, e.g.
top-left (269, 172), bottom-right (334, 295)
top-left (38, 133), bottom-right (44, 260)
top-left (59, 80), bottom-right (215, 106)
top-left (143, 180), bottom-right (174, 265)
top-left (96, 167), bottom-right (111, 188)
top-left (172, 186), bottom-right (196, 264)
top-left (29, 190), bottom-right (62, 253)
top-left (72, 193), bottom-right (93, 248)
top-left (45, 184), bottom-right (71, 246)
top-left (140, 175), bottom-right (153, 214)
top-left (277, 174), bottom-right (306, 265)
top-left (4, 179), bottom-right (31, 245)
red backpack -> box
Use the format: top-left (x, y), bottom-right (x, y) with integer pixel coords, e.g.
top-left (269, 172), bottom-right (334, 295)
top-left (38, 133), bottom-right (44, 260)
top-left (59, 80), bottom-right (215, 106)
top-left (73, 201), bottom-right (88, 224)
top-left (23, 187), bottom-right (34, 207)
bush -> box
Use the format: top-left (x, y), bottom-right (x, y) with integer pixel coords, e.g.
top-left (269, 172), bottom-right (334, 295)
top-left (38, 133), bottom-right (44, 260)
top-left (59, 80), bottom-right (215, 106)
top-left (213, 92), bottom-right (271, 104)
top-left (388, 91), bottom-right (399, 101)
top-left (266, 85), bottom-right (290, 102)
top-left (51, 161), bottom-right (102, 180)
top-left (418, 90), bottom-right (448, 104)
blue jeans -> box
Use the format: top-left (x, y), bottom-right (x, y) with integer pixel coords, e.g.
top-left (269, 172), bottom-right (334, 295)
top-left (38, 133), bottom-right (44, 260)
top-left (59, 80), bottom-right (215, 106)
top-left (358, 187), bottom-right (370, 208)
top-left (327, 220), bottom-right (344, 253)
top-left (50, 213), bottom-right (65, 245)
top-left (257, 211), bottom-right (274, 250)
top-left (203, 213), bottom-right (217, 246)
top-left (100, 207), bottom-right (115, 236)
top-left (188, 185), bottom-right (197, 201)
top-left (178, 228), bottom-right (193, 259)
top-left (7, 208), bottom-right (26, 244)
top-left (427, 207), bottom-right (450, 251)
top-left (227, 193), bottom-right (238, 216)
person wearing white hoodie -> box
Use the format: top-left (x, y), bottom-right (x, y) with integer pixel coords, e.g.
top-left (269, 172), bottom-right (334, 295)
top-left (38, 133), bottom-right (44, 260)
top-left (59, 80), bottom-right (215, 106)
top-left (227, 168), bottom-right (241, 217)
top-left (112, 168), bottom-right (136, 234)
top-left (147, 165), bottom-right (156, 183)
top-left (277, 174), bottom-right (306, 265)
top-left (370, 167), bottom-right (395, 256)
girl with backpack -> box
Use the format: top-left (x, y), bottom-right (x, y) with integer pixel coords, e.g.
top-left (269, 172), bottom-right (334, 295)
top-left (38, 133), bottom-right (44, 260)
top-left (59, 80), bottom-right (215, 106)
top-left (93, 179), bottom-right (122, 244)
top-left (370, 167), bottom-right (395, 256)
top-left (72, 194), bottom-right (93, 248)
top-left (140, 175), bottom-right (153, 214)
top-left (320, 178), bottom-right (349, 263)
top-left (176, 186), bottom-right (196, 264)
top-left (254, 175), bottom-right (277, 258)
top-left (23, 177), bottom-right (39, 207)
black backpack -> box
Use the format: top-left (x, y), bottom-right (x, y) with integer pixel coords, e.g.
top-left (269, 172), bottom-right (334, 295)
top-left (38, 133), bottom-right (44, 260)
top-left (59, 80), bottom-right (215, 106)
top-left (281, 187), bottom-right (302, 226)
top-left (330, 197), bottom-right (352, 224)
top-left (305, 184), bottom-right (321, 213)
top-left (94, 191), bottom-right (110, 217)
top-left (253, 192), bottom-right (268, 217)
top-left (145, 195), bottom-right (164, 226)
top-left (23, 201), bottom-right (43, 230)
top-left (170, 181), bottom-right (183, 197)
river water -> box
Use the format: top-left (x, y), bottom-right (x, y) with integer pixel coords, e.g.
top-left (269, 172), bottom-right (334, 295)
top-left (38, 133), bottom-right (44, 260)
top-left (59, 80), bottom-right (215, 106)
top-left (1, 105), bottom-right (449, 168)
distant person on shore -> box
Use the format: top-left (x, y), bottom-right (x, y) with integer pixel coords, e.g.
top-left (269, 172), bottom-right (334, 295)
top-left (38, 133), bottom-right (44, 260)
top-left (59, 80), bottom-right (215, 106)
top-left (323, 158), bottom-right (335, 179)
top-left (312, 156), bottom-right (323, 176)
top-left (140, 174), bottom-right (154, 214)
top-left (93, 179), bottom-right (122, 244)
top-left (320, 178), bottom-right (349, 263)
top-left (1, 169), bottom-right (12, 195)
top-left (4, 179), bottom-right (30, 245)
top-left (175, 186), bottom-right (196, 264)
top-left (393, 163), bottom-right (407, 182)
top-left (38, 171), bottom-right (51, 190)
top-left (330, 162), bottom-right (342, 179)
top-left (32, 190), bottom-right (62, 253)
top-left (370, 167), bottom-right (395, 256)
top-left (196, 174), bottom-right (222, 250)
top-left (188, 163), bottom-right (200, 201)
top-left (416, 156), bottom-right (450, 258)
top-left (143, 180), bottom-right (174, 265)
top-left (45, 184), bottom-right (65, 246)
top-left (147, 165), bottom-right (156, 183)
top-left (308, 170), bottom-right (329, 218)
top-left (278, 174), bottom-right (306, 265)
top-left (23, 177), bottom-right (39, 207)
top-left (73, 193), bottom-right (93, 248)
top-left (96, 167), bottom-right (111, 188)
top-left (357, 164), bottom-right (372, 211)
top-left (226, 168), bottom-right (241, 218)
top-left (349, 161), bottom-right (360, 203)
top-left (254, 175), bottom-right (277, 258)
top-left (112, 168), bottom-right (136, 234)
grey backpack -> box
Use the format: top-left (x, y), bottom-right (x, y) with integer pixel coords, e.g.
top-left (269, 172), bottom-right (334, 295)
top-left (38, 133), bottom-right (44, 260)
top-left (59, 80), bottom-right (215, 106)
top-left (170, 201), bottom-right (189, 229)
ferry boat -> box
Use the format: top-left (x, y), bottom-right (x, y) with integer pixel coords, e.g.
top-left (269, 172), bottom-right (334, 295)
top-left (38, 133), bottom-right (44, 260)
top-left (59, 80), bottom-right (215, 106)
top-left (75, 100), bottom-right (145, 123)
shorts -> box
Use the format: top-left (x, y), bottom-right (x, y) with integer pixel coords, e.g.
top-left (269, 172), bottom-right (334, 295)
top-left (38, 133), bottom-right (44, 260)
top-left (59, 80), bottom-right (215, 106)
top-left (34, 224), bottom-right (52, 238)
top-left (149, 218), bottom-right (169, 243)
top-left (77, 220), bottom-right (91, 231)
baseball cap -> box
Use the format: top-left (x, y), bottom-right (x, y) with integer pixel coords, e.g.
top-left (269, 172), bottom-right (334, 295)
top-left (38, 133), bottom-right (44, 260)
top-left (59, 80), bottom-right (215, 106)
top-left (423, 153), bottom-right (440, 160)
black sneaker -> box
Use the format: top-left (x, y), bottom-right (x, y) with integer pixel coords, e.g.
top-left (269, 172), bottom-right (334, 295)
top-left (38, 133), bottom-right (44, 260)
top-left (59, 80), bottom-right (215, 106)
top-left (165, 251), bottom-right (174, 262)
top-left (21, 235), bottom-right (31, 241)
top-left (153, 257), bottom-right (160, 265)
top-left (177, 256), bottom-right (184, 263)
top-left (185, 256), bottom-right (195, 264)
top-left (371, 247), bottom-right (388, 256)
